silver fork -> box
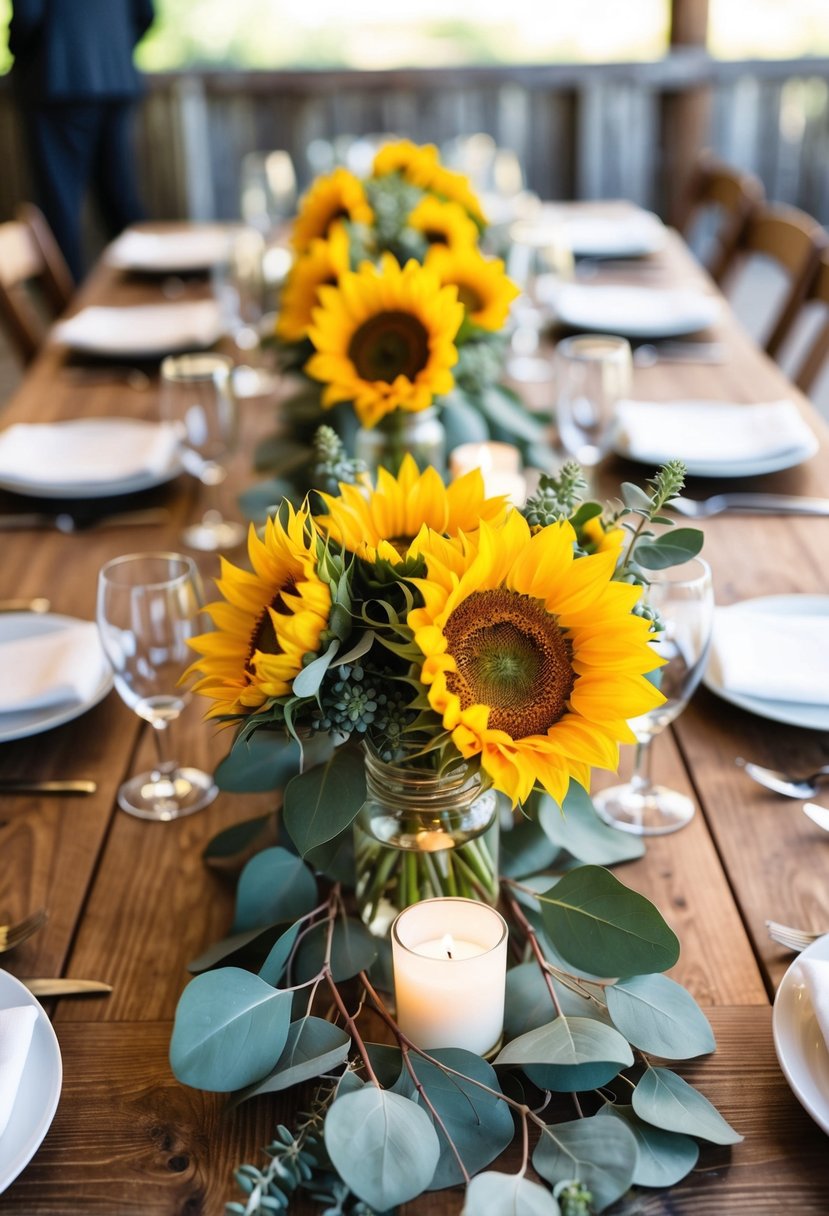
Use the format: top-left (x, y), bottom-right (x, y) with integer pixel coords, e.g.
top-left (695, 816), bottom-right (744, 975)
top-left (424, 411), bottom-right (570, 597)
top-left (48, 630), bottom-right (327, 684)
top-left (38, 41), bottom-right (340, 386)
top-left (766, 919), bottom-right (826, 952)
top-left (669, 493), bottom-right (829, 519)
top-left (0, 907), bottom-right (48, 954)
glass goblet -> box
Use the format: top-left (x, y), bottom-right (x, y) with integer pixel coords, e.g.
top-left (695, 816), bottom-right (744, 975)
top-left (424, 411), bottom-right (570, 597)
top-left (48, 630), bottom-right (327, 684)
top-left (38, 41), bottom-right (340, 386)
top-left (506, 217), bottom-right (574, 382)
top-left (160, 352), bottom-right (247, 552)
top-left (555, 333), bottom-right (632, 479)
top-left (96, 552), bottom-right (218, 821)
top-left (593, 557), bottom-right (715, 836)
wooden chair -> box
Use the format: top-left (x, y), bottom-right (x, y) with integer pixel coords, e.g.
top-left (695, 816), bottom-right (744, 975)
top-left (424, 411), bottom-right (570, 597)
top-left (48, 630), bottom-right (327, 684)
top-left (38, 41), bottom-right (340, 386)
top-left (0, 204), bottom-right (74, 365)
top-left (727, 202), bottom-right (828, 358)
top-left (786, 248), bottom-right (829, 394)
top-left (678, 151), bottom-right (765, 284)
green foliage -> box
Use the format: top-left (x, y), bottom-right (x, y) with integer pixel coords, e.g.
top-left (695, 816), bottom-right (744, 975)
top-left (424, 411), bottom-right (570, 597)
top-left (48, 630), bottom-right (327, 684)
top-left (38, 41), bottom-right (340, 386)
top-left (605, 973), bottom-right (715, 1059)
top-left (233, 847), bottom-right (318, 932)
top-left (282, 747), bottom-right (367, 857)
top-left (536, 783), bottom-right (645, 865)
top-left (463, 1172), bottom-right (561, 1215)
top-left (232, 1017), bottom-right (351, 1105)
top-left (533, 1117), bottom-right (638, 1213)
top-left (632, 1067), bottom-right (743, 1145)
top-left (495, 1016), bottom-right (633, 1092)
top-left (597, 1104), bottom-right (699, 1188)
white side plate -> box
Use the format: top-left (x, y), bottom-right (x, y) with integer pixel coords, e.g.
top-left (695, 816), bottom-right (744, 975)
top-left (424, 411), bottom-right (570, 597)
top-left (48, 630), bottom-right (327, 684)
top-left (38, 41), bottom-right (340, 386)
top-left (773, 934), bottom-right (829, 1137)
top-left (554, 284), bottom-right (721, 338)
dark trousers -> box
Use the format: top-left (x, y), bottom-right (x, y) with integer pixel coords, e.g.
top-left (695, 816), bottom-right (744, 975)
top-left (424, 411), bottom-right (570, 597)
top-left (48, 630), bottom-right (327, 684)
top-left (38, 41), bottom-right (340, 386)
top-left (23, 99), bottom-right (145, 282)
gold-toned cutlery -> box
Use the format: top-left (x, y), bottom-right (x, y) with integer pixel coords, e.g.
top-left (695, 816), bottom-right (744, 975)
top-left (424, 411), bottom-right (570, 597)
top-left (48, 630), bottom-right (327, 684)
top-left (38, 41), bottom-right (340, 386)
top-left (21, 978), bottom-right (112, 997)
top-left (0, 779), bottom-right (97, 795)
top-left (0, 507), bottom-right (171, 533)
top-left (0, 597), bottom-right (51, 613)
top-left (0, 907), bottom-right (48, 953)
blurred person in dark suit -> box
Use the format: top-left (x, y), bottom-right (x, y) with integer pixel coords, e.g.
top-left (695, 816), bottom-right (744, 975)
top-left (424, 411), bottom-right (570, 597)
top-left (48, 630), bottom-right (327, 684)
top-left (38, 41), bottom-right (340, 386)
top-left (9, 0), bottom-right (156, 281)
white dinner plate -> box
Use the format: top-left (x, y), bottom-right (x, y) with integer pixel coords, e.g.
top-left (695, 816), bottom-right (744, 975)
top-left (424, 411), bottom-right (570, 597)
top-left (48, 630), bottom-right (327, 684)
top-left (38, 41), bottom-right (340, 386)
top-left (0, 614), bottom-right (112, 744)
top-left (0, 970), bottom-right (62, 1194)
top-left (773, 934), bottom-right (829, 1137)
top-left (105, 225), bottom-right (231, 274)
top-left (554, 284), bottom-right (721, 338)
top-left (0, 418), bottom-right (182, 500)
top-left (51, 299), bottom-right (224, 359)
top-left (703, 595), bottom-right (829, 731)
top-left (560, 211), bottom-right (667, 259)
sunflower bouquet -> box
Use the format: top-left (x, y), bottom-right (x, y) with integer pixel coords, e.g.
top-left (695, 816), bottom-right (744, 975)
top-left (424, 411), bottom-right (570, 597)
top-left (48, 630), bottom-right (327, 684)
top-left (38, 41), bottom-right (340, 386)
top-left (188, 435), bottom-right (701, 927)
top-left (262, 139), bottom-right (548, 482)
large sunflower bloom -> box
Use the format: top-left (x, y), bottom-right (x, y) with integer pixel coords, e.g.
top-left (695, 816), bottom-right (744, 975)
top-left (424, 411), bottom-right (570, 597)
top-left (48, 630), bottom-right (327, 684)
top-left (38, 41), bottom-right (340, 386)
top-left (407, 196), bottom-right (479, 250)
top-left (372, 139), bottom-right (441, 189)
top-left (305, 254), bottom-right (464, 428)
top-left (292, 168), bottom-right (373, 254)
top-left (316, 453), bottom-right (509, 565)
top-left (276, 222), bottom-right (351, 343)
top-left (409, 512), bottom-right (664, 805)
top-left (186, 506), bottom-right (331, 718)
top-left (427, 164), bottom-right (487, 226)
top-left (425, 245), bottom-right (519, 331)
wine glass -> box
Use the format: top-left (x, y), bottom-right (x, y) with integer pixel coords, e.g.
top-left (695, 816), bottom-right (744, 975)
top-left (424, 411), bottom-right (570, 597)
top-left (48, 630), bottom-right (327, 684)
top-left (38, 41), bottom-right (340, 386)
top-left (96, 552), bottom-right (218, 821)
top-left (506, 217), bottom-right (574, 382)
top-left (239, 150), bottom-right (297, 237)
top-left (593, 557), bottom-right (715, 836)
top-left (160, 352), bottom-right (247, 552)
top-left (555, 333), bottom-right (632, 480)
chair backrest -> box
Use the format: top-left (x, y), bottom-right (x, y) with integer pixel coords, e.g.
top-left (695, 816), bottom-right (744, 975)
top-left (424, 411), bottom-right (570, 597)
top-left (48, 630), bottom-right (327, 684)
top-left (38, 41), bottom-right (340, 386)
top-left (679, 152), bottom-right (765, 284)
top-left (0, 204), bottom-right (74, 365)
top-left (791, 249), bottom-right (829, 394)
top-left (734, 202), bottom-right (828, 358)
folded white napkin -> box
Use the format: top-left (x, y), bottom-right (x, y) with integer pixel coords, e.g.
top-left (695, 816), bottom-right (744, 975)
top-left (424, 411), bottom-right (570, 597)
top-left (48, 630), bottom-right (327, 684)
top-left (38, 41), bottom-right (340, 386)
top-left (0, 1005), bottom-right (38, 1139)
top-left (614, 398), bottom-right (817, 466)
top-left (795, 958), bottom-right (829, 1055)
top-left (0, 419), bottom-right (179, 485)
top-left (560, 211), bottom-right (666, 258)
top-left (708, 605), bottom-right (829, 704)
top-left (106, 227), bottom-right (231, 272)
top-left (52, 299), bottom-right (224, 355)
top-left (0, 620), bottom-right (107, 713)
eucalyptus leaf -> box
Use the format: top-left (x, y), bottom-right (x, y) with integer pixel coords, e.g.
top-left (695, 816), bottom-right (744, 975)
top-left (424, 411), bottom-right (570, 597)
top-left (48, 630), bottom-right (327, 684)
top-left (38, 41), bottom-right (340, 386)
top-left (525, 908), bottom-right (605, 982)
top-left (283, 747), bottom-right (366, 856)
top-left (291, 638), bottom-right (340, 699)
top-left (304, 825), bottom-right (356, 885)
top-left (504, 964), bottom-right (607, 1040)
top-left (258, 921), bottom-right (302, 986)
top-left (495, 1015), bottom-right (633, 1092)
top-left (441, 393), bottom-right (491, 449)
top-left (633, 528), bottom-right (704, 571)
top-left (621, 482), bottom-right (652, 512)
top-left (325, 1087), bottom-right (440, 1210)
top-left (215, 731), bottom-right (310, 793)
top-left (189, 923), bottom-right (286, 974)
top-left (537, 786), bottom-right (645, 865)
top-left (478, 384), bottom-right (546, 442)
top-left (605, 973), bottom-right (715, 1059)
top-left (462, 1172), bottom-right (560, 1216)
top-left (233, 847), bottom-right (318, 932)
top-left (598, 1104), bottom-right (699, 1187)
top-left (294, 916), bottom-right (378, 982)
top-left (202, 814), bottom-right (275, 862)
top-left (500, 815), bottom-right (561, 879)
top-left (231, 1017), bottom-right (351, 1105)
top-left (633, 1067), bottom-right (743, 1144)
top-left (533, 1116), bottom-right (638, 1212)
top-left (170, 967), bottom-right (292, 1091)
top-left (538, 865), bottom-right (679, 977)
top-left (404, 1049), bottom-right (515, 1189)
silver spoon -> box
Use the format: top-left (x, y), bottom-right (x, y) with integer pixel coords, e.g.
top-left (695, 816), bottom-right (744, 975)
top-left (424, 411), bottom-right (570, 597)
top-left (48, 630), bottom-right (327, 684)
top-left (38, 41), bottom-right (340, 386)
top-left (738, 758), bottom-right (829, 799)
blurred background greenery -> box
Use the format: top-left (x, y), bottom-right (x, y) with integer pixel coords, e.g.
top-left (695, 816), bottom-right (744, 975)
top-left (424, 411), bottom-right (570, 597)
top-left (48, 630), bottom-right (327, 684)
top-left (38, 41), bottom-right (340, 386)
top-left (0, 0), bottom-right (827, 75)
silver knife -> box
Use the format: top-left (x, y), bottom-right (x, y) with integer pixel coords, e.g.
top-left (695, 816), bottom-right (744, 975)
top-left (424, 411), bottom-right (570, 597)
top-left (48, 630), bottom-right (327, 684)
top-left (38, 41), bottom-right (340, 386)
top-left (0, 508), bottom-right (170, 532)
top-left (22, 978), bottom-right (112, 996)
top-left (0, 779), bottom-right (97, 795)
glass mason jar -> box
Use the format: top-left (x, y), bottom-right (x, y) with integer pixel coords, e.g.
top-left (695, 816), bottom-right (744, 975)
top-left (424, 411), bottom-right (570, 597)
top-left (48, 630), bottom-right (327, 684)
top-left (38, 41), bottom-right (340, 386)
top-left (355, 407), bottom-right (446, 477)
top-left (354, 748), bottom-right (501, 937)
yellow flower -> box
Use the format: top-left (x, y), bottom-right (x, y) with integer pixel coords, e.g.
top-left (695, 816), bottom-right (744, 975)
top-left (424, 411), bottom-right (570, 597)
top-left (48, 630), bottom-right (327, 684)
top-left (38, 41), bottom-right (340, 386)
top-left (425, 245), bottom-right (519, 331)
top-left (305, 254), bottom-right (464, 428)
top-left (372, 139), bottom-right (441, 188)
top-left (276, 222), bottom-right (352, 343)
top-left (186, 506), bottom-right (331, 717)
top-left (580, 516), bottom-right (626, 558)
top-left (292, 168), bottom-right (373, 254)
top-left (408, 512), bottom-right (664, 805)
top-left (427, 164), bottom-right (487, 226)
top-left (407, 196), bottom-right (479, 250)
top-left (317, 452), bottom-right (509, 565)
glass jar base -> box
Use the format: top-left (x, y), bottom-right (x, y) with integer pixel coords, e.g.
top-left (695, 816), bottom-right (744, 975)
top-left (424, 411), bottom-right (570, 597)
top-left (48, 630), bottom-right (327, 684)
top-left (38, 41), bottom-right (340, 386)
top-left (117, 766), bottom-right (218, 821)
top-left (593, 782), bottom-right (696, 836)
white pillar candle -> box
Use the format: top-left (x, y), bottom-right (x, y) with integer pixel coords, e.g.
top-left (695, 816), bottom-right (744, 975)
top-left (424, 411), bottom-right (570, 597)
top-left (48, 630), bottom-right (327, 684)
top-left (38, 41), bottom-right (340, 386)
top-left (391, 898), bottom-right (509, 1055)
top-left (448, 441), bottom-right (522, 479)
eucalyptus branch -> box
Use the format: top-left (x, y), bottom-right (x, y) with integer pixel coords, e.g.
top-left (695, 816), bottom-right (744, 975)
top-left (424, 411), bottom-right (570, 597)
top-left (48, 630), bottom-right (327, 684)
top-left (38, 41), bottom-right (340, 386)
top-left (506, 895), bottom-right (563, 1017)
top-left (324, 969), bottom-right (381, 1088)
top-left (519, 1106), bottom-right (530, 1174)
top-left (399, 1044), bottom-right (471, 1184)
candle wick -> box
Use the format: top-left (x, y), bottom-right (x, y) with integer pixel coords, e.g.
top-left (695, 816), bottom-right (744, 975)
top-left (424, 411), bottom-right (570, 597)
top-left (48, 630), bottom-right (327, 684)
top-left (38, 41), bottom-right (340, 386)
top-left (446, 949), bottom-right (453, 960)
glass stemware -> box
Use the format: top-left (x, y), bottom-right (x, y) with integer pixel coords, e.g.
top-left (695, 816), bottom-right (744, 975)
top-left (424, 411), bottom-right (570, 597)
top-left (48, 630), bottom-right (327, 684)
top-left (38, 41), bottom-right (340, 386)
top-left (96, 552), bottom-right (218, 821)
top-left (160, 352), bottom-right (247, 552)
top-left (555, 333), bottom-right (632, 480)
top-left (506, 217), bottom-right (574, 382)
top-left (593, 557), bottom-right (715, 836)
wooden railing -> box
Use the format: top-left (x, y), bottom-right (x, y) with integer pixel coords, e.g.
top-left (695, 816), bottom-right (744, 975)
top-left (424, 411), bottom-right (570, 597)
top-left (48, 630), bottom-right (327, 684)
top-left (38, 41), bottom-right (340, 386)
top-left (1, 52), bottom-right (828, 231)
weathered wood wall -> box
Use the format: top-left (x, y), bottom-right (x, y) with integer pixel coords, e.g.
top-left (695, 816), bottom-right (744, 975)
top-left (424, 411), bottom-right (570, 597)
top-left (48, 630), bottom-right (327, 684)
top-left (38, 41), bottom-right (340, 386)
top-left (1, 54), bottom-right (828, 230)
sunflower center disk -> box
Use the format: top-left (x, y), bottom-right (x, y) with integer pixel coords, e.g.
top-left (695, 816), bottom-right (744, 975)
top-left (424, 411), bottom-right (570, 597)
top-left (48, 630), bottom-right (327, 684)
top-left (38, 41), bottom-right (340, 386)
top-left (443, 589), bottom-right (574, 738)
top-left (246, 580), bottom-right (295, 672)
top-left (456, 284), bottom-right (483, 313)
top-left (348, 311), bottom-right (430, 383)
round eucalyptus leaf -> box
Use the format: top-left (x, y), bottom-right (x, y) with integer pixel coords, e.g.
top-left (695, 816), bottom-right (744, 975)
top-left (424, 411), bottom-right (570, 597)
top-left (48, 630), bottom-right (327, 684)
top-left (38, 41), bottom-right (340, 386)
top-left (598, 1104), bottom-right (699, 1187)
top-left (533, 1116), bottom-right (637, 1212)
top-left (403, 1048), bottom-right (515, 1189)
top-left (538, 786), bottom-right (645, 865)
top-left (294, 916), bottom-right (378, 983)
top-left (325, 1087), bottom-right (440, 1210)
top-left (233, 847), bottom-right (318, 932)
top-left (202, 814), bottom-right (274, 861)
top-left (632, 1067), bottom-right (743, 1144)
top-left (499, 815), bottom-right (561, 880)
top-left (188, 923), bottom-right (285, 975)
top-left (258, 921), bottom-right (302, 987)
top-left (462, 1171), bottom-right (560, 1216)
top-left (495, 1014), bottom-right (633, 1072)
top-left (231, 1017), bottom-right (351, 1105)
top-left (283, 746), bottom-right (366, 857)
top-left (605, 973), bottom-right (715, 1059)
top-left (170, 967), bottom-right (292, 1092)
top-left (504, 964), bottom-right (607, 1040)
top-left (215, 731), bottom-right (307, 793)
top-left (538, 865), bottom-right (679, 977)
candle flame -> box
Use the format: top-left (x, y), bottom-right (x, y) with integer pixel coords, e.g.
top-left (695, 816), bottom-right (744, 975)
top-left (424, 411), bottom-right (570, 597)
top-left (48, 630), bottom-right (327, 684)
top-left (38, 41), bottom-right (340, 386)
top-left (441, 933), bottom-right (454, 960)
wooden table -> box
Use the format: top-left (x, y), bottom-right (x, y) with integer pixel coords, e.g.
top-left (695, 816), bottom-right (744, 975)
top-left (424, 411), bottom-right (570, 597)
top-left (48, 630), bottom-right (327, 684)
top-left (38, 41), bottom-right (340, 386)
top-left (1, 226), bottom-right (828, 1215)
